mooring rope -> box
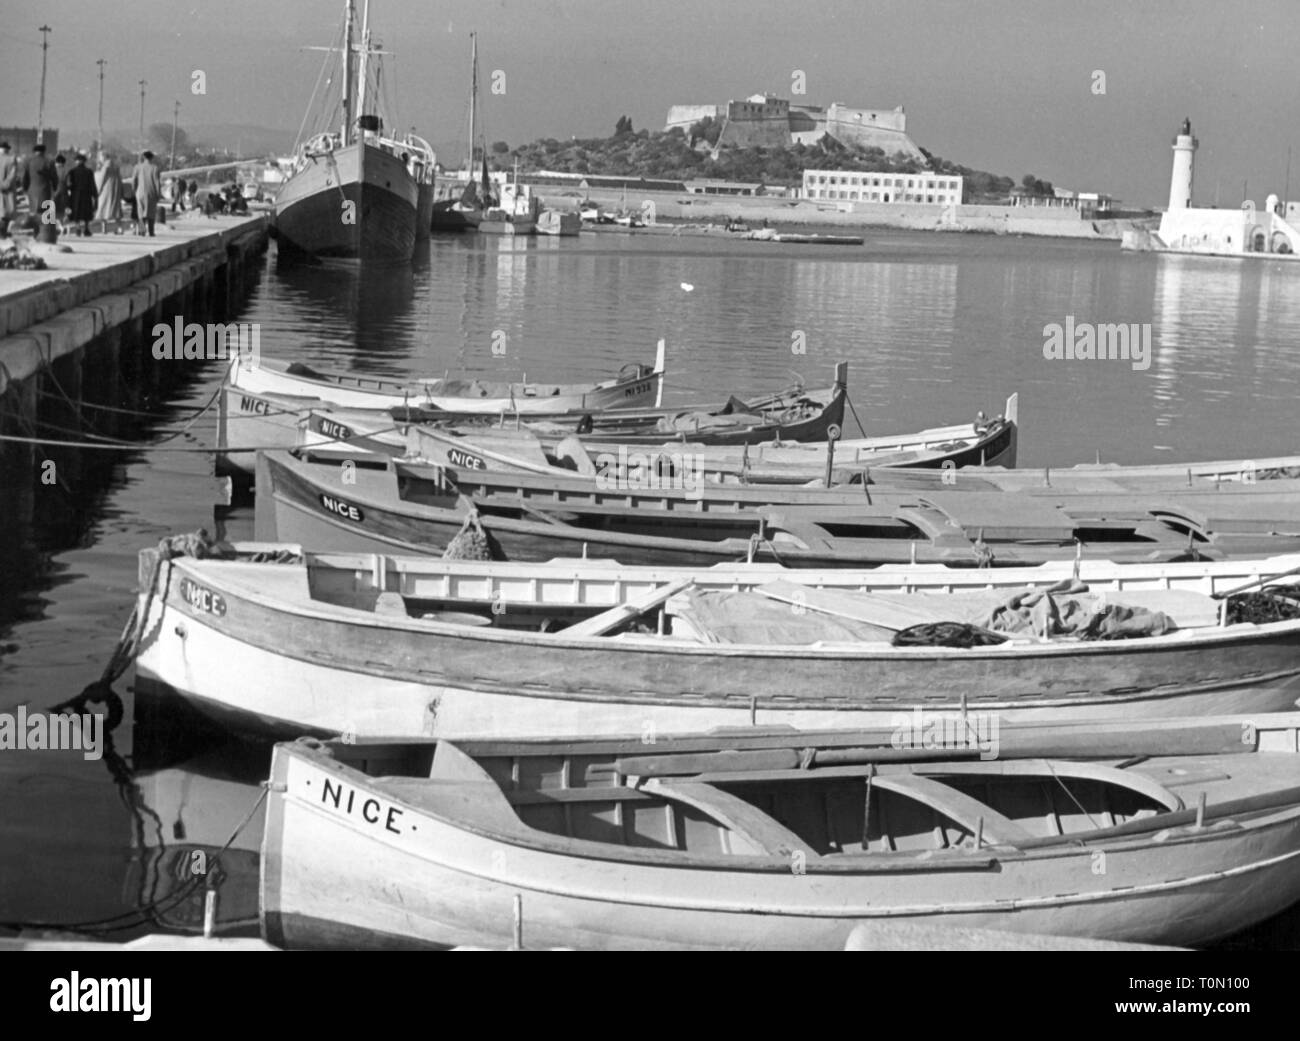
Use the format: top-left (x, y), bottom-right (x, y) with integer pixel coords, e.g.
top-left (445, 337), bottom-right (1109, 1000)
top-left (0, 423), bottom-right (403, 453)
top-left (0, 785), bottom-right (269, 938)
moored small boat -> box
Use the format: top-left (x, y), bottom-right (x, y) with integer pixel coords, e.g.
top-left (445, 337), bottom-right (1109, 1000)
top-left (253, 445), bottom-right (1300, 569)
top-left (260, 714), bottom-right (1300, 949)
top-left (132, 539), bottom-right (1300, 738)
top-left (228, 341), bottom-right (665, 414)
top-left (536, 209), bottom-right (582, 236)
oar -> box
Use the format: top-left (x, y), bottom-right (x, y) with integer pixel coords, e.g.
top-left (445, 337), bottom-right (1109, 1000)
top-left (1211, 563), bottom-right (1300, 599)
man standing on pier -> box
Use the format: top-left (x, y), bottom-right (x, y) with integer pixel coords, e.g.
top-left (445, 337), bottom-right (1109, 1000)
top-left (0, 142), bottom-right (16, 239)
top-left (20, 142), bottom-right (60, 244)
top-left (66, 153), bottom-right (98, 236)
top-left (132, 150), bottom-right (162, 237)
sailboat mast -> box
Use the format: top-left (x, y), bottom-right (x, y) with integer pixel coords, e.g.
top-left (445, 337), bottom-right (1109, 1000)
top-left (357, 0), bottom-right (371, 126)
top-left (468, 32), bottom-right (477, 177)
top-left (341, 0), bottom-right (356, 145)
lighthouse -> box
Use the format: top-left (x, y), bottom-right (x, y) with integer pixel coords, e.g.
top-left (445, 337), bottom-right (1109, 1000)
top-left (1168, 117), bottom-right (1197, 211)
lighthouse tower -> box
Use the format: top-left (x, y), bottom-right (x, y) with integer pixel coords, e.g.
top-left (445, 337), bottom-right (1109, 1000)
top-left (1168, 117), bottom-right (1197, 211)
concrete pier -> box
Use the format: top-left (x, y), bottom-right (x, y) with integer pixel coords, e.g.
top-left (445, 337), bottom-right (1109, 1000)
top-left (0, 213), bottom-right (269, 388)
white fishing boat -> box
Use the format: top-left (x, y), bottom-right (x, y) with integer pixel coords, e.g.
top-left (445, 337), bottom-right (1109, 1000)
top-left (260, 714), bottom-right (1300, 949)
top-left (131, 541), bottom-right (1300, 738)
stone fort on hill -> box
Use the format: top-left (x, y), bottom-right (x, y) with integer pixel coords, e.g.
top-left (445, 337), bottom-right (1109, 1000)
top-left (664, 94), bottom-right (925, 159)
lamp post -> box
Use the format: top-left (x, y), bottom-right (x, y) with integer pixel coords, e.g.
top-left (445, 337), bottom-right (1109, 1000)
top-left (37, 25), bottom-right (52, 143)
top-left (138, 79), bottom-right (147, 145)
top-left (169, 99), bottom-right (180, 170)
top-left (96, 58), bottom-right (107, 152)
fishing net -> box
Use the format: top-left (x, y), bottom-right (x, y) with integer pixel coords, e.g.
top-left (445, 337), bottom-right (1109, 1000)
top-left (442, 510), bottom-right (497, 561)
top-left (1223, 586), bottom-right (1300, 625)
top-left (891, 622), bottom-right (1007, 648)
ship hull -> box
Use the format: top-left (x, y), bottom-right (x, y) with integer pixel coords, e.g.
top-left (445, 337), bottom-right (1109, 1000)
top-left (274, 141), bottom-right (417, 262)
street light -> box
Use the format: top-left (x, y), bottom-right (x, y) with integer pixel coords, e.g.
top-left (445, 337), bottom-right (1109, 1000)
top-left (96, 58), bottom-right (107, 152)
top-left (37, 25), bottom-right (52, 143)
top-left (169, 99), bottom-right (180, 170)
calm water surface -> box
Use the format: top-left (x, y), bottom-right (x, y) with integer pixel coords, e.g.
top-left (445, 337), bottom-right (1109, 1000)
top-left (3, 229), bottom-right (1299, 944)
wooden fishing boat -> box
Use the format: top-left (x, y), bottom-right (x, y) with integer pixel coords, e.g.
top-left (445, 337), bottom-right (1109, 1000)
top-left (132, 539), bottom-right (1300, 737)
top-left (219, 356), bottom-right (857, 473)
top-left (227, 338), bottom-right (663, 415)
top-left (218, 364), bottom-right (1010, 477)
top-left (298, 386), bottom-right (1014, 481)
top-left (253, 447), bottom-right (1300, 569)
top-left (260, 714), bottom-right (1300, 949)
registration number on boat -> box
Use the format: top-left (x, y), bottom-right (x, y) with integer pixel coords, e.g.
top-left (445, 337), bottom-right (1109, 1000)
top-left (319, 494), bottom-right (364, 522)
top-left (179, 577), bottom-right (227, 617)
top-left (623, 381), bottom-right (652, 399)
top-left (446, 448), bottom-right (486, 470)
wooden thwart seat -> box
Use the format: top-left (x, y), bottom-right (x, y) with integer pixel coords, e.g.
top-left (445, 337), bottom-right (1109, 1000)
top-left (642, 778), bottom-right (814, 857)
top-left (869, 774), bottom-right (1033, 847)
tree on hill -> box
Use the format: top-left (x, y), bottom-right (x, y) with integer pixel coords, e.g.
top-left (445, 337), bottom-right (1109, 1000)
top-left (688, 116), bottom-right (723, 148)
top-left (1021, 173), bottom-right (1054, 196)
top-left (614, 115), bottom-right (634, 137)
top-left (491, 140), bottom-right (510, 155)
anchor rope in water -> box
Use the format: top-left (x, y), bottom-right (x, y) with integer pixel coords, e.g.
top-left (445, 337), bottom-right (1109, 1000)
top-left (2, 531), bottom-right (281, 937)
top-left (0, 423), bottom-right (403, 453)
top-left (844, 389), bottom-right (868, 440)
top-left (0, 785), bottom-right (269, 938)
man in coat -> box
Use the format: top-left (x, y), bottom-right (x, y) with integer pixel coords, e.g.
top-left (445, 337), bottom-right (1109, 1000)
top-left (66, 153), bottom-right (98, 235)
top-left (0, 142), bottom-right (17, 238)
top-left (53, 153), bottom-right (69, 227)
top-left (20, 142), bottom-right (60, 243)
top-left (132, 150), bottom-right (162, 237)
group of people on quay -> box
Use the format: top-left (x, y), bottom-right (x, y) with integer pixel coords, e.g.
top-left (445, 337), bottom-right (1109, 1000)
top-left (0, 141), bottom-right (163, 241)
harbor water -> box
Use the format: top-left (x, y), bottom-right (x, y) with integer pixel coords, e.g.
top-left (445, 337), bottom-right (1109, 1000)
top-left (3, 228), bottom-right (1300, 943)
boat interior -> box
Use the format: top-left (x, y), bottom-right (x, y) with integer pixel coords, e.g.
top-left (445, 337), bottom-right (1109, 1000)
top-left (314, 718), bottom-right (1300, 859)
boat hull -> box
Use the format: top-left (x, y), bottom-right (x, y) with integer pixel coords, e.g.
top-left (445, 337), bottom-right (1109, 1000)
top-left (273, 142), bottom-right (417, 262)
top-left (255, 448), bottom-right (1300, 568)
top-left (133, 552), bottom-right (1300, 739)
top-left (227, 350), bottom-right (664, 416)
top-left (260, 743), bottom-right (1300, 949)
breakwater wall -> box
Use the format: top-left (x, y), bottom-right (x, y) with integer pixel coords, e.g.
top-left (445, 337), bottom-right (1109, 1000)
top-left (536, 187), bottom-right (1141, 240)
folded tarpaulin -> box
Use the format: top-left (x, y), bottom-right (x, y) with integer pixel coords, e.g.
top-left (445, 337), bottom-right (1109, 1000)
top-left (981, 582), bottom-right (1178, 640)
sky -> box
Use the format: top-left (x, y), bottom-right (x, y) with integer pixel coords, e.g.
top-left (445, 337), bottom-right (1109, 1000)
top-left (2, 0), bottom-right (1299, 207)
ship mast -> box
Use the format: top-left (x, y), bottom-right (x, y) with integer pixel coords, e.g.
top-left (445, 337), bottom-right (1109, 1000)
top-left (340, 0), bottom-right (356, 145)
top-left (357, 0), bottom-right (371, 128)
top-left (468, 32), bottom-right (477, 177)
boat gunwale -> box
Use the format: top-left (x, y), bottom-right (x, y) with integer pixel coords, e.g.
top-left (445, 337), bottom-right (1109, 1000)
top-left (155, 552), bottom-right (1300, 662)
top-left (272, 741), bottom-right (1300, 878)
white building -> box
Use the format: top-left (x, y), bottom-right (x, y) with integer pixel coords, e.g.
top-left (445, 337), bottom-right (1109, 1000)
top-left (802, 170), bottom-right (963, 205)
top-left (1123, 118), bottom-right (1300, 258)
